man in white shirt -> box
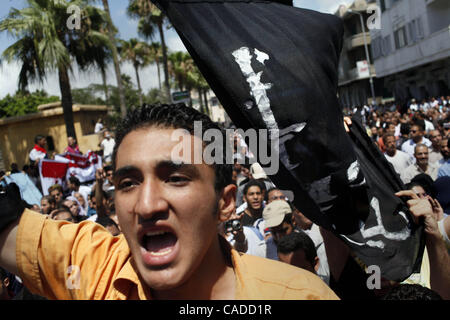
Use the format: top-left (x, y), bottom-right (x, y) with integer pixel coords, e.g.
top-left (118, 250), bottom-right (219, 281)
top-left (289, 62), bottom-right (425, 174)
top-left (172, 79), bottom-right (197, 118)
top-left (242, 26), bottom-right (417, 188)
top-left (400, 144), bottom-right (439, 184)
top-left (428, 130), bottom-right (443, 164)
top-left (401, 124), bottom-right (432, 158)
top-left (28, 135), bottom-right (47, 163)
top-left (384, 134), bottom-right (413, 177)
top-left (100, 130), bottom-right (116, 164)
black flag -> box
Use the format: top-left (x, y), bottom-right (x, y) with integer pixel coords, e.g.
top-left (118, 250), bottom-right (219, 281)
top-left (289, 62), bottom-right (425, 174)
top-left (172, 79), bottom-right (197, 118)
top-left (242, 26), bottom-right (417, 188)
top-left (152, 0), bottom-right (424, 281)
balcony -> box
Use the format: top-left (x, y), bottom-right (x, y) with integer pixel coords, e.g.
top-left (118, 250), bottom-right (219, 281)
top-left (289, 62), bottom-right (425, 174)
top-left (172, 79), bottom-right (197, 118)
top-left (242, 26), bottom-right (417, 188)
top-left (339, 64), bottom-right (376, 86)
top-left (346, 32), bottom-right (372, 51)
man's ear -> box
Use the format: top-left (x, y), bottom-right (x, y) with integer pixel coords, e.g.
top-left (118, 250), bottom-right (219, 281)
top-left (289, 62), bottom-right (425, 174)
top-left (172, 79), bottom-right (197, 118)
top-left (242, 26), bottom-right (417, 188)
top-left (3, 277), bottom-right (10, 288)
top-left (218, 184), bottom-right (237, 222)
top-left (314, 256), bottom-right (320, 273)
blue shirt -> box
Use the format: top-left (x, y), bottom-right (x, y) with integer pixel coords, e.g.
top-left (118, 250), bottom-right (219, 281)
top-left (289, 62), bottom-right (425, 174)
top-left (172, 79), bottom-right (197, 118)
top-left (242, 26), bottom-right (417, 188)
top-left (438, 161), bottom-right (450, 178)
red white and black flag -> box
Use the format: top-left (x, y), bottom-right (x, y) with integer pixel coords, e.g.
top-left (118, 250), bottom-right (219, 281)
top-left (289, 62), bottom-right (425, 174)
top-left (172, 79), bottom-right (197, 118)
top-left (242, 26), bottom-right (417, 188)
top-left (152, 0), bottom-right (424, 281)
top-left (39, 151), bottom-right (102, 195)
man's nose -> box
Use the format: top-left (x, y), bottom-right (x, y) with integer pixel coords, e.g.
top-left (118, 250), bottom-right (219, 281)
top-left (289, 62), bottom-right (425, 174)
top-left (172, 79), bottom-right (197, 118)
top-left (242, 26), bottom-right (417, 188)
top-left (134, 179), bottom-right (169, 219)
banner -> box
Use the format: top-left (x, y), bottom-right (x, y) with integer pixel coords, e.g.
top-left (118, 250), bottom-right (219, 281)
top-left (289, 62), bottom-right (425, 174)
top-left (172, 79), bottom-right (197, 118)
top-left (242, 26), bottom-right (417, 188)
top-left (40, 151), bottom-right (101, 195)
top-left (152, 0), bottom-right (424, 281)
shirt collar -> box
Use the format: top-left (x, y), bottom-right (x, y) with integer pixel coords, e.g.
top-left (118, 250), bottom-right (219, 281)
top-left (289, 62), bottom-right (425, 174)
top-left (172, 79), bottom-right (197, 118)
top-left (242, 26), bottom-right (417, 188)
top-left (112, 235), bottom-right (250, 300)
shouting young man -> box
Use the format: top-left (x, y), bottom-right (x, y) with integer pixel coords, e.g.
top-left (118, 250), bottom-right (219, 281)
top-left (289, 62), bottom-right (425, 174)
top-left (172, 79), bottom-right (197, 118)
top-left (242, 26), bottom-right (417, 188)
top-left (0, 104), bottom-right (337, 300)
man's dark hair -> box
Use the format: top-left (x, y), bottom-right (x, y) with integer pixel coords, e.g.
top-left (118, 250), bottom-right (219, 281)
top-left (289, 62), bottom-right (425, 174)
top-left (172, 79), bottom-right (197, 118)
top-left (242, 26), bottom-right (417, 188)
top-left (41, 195), bottom-right (56, 206)
top-left (34, 134), bottom-right (45, 144)
top-left (68, 176), bottom-right (81, 187)
top-left (48, 184), bottom-right (63, 194)
top-left (410, 173), bottom-right (435, 198)
top-left (96, 216), bottom-right (119, 229)
top-left (112, 104), bottom-right (232, 192)
top-left (400, 123), bottom-right (410, 135)
top-left (277, 231), bottom-right (317, 267)
top-left (243, 179), bottom-right (264, 196)
top-left (382, 284), bottom-right (442, 300)
top-left (104, 165), bottom-right (113, 173)
top-left (412, 120), bottom-right (425, 132)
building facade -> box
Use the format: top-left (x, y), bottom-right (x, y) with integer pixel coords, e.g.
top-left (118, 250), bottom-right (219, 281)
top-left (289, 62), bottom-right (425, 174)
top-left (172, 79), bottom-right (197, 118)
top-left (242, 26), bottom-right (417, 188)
top-left (370, 0), bottom-right (450, 102)
top-left (336, 0), bottom-right (384, 108)
top-left (0, 103), bottom-right (109, 171)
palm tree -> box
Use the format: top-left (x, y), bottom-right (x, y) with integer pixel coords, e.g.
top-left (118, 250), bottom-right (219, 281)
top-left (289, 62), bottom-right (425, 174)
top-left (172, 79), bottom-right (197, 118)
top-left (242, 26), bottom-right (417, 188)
top-left (119, 38), bottom-right (151, 107)
top-left (187, 65), bottom-right (211, 116)
top-left (127, 0), bottom-right (170, 102)
top-left (101, 0), bottom-right (127, 117)
top-left (149, 42), bottom-right (163, 90)
top-left (0, 0), bottom-right (110, 140)
top-left (168, 51), bottom-right (195, 92)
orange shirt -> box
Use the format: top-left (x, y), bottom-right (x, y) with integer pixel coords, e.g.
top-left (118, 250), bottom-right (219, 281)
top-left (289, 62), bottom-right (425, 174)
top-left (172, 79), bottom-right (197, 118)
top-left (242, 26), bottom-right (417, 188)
top-left (16, 209), bottom-right (338, 300)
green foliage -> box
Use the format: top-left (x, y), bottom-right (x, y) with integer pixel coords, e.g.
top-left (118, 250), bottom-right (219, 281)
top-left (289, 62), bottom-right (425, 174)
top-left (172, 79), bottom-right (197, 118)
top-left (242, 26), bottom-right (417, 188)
top-left (71, 75), bottom-right (166, 115)
top-left (0, 90), bottom-right (59, 118)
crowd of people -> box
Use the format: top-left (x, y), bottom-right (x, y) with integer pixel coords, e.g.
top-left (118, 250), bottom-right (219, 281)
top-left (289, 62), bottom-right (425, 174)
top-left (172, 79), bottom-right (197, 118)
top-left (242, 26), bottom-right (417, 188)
top-left (0, 99), bottom-right (449, 301)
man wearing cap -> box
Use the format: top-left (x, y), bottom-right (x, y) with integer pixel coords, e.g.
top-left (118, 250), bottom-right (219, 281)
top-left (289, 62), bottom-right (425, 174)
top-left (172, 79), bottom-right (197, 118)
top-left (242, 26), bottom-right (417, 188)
top-left (263, 200), bottom-right (330, 284)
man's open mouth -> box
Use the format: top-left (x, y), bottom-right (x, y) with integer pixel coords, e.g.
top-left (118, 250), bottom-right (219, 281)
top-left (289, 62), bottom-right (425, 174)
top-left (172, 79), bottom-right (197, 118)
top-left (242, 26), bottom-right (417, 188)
top-left (140, 229), bottom-right (179, 267)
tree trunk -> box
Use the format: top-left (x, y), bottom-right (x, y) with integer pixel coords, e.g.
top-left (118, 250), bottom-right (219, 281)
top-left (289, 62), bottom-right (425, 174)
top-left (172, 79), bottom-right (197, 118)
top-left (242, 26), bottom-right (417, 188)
top-left (203, 89), bottom-right (210, 117)
top-left (134, 63), bottom-right (143, 107)
top-left (58, 65), bottom-right (77, 140)
top-left (100, 67), bottom-right (109, 103)
top-left (158, 22), bottom-right (170, 102)
top-left (156, 60), bottom-right (161, 90)
top-left (102, 0), bottom-right (127, 117)
top-left (197, 87), bottom-right (204, 114)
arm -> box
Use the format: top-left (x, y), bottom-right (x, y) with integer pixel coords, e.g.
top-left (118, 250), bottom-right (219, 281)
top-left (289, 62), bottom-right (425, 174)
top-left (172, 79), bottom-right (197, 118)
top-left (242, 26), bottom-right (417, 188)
top-left (0, 220), bottom-right (19, 275)
top-left (0, 184), bottom-right (25, 275)
top-left (95, 168), bottom-right (107, 218)
top-left (396, 190), bottom-right (450, 299)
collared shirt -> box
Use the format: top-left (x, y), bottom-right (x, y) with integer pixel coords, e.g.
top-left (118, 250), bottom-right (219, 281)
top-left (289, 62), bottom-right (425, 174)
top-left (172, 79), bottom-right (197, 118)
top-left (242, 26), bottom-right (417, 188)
top-left (400, 162), bottom-right (439, 184)
top-left (16, 210), bottom-right (338, 300)
top-left (438, 161), bottom-right (450, 178)
top-left (401, 138), bottom-right (432, 158)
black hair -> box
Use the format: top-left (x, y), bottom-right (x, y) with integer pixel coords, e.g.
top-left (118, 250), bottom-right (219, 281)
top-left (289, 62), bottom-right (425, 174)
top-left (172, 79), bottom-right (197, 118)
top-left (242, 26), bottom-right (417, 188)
top-left (243, 179), bottom-right (265, 196)
top-left (41, 195), bottom-right (56, 206)
top-left (34, 134), bottom-right (45, 144)
top-left (277, 231), bottom-right (317, 267)
top-left (382, 284), bottom-right (442, 300)
top-left (412, 120), bottom-right (425, 132)
top-left (68, 176), bottom-right (81, 187)
top-left (400, 123), bottom-right (410, 135)
top-left (104, 165), bottom-right (113, 172)
top-left (96, 216), bottom-right (119, 229)
top-left (112, 103), bottom-right (232, 192)
top-left (410, 173), bottom-right (435, 198)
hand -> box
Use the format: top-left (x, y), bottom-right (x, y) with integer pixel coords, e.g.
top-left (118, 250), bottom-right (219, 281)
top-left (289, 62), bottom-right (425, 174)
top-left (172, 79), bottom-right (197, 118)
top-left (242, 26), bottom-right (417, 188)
top-left (344, 117), bottom-right (352, 133)
top-left (232, 227), bottom-right (246, 244)
top-left (426, 196), bottom-right (444, 222)
top-left (95, 168), bottom-right (105, 183)
top-left (0, 183), bottom-right (26, 232)
top-left (395, 190), bottom-right (440, 240)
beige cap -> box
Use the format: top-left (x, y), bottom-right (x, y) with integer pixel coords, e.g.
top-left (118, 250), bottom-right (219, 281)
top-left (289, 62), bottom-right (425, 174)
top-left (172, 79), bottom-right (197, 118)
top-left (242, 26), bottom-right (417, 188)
top-left (263, 200), bottom-right (292, 228)
top-left (250, 162), bottom-right (267, 180)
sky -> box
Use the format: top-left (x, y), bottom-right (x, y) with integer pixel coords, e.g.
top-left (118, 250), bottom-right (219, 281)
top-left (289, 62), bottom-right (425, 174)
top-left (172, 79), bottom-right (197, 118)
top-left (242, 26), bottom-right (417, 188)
top-left (0, 0), bottom-right (353, 99)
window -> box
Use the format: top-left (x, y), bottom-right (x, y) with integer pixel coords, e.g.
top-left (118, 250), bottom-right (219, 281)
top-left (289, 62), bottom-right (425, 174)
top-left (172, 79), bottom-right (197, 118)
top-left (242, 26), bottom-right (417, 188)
top-left (394, 26), bottom-right (408, 49)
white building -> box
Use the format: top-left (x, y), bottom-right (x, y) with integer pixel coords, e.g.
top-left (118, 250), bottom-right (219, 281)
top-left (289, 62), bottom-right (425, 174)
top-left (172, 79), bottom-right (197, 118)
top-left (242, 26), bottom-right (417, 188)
top-left (336, 0), bottom-right (382, 108)
top-left (370, 0), bottom-right (450, 101)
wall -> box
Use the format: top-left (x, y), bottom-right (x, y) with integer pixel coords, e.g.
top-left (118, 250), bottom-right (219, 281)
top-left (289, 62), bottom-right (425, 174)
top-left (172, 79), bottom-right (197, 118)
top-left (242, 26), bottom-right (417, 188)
top-left (0, 105), bottom-right (108, 170)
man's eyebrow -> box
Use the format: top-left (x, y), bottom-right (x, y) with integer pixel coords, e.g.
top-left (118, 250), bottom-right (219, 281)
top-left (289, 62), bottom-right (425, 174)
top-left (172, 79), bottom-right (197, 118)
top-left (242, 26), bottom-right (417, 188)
top-left (113, 166), bottom-right (140, 182)
top-left (155, 160), bottom-right (200, 177)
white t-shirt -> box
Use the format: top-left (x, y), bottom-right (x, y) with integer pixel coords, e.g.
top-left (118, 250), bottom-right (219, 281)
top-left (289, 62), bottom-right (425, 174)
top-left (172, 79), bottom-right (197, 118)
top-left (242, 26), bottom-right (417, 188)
top-left (101, 138), bottom-right (116, 161)
top-left (385, 150), bottom-right (413, 176)
top-left (95, 122), bottom-right (104, 133)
